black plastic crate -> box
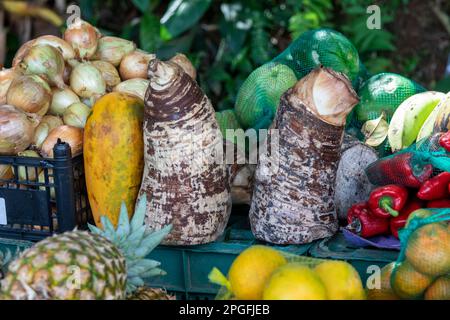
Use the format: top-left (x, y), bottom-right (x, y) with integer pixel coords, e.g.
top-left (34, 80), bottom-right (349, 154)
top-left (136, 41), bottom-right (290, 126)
top-left (0, 140), bottom-right (92, 241)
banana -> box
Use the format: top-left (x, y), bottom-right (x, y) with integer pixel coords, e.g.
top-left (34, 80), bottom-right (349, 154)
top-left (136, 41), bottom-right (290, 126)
top-left (417, 93), bottom-right (450, 141)
top-left (388, 91), bottom-right (445, 152)
top-left (433, 93), bottom-right (450, 132)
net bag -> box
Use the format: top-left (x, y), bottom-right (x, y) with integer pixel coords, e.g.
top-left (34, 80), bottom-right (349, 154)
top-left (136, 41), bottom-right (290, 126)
top-left (366, 133), bottom-right (450, 188)
top-left (235, 28), bottom-right (362, 130)
top-left (389, 209), bottom-right (450, 300)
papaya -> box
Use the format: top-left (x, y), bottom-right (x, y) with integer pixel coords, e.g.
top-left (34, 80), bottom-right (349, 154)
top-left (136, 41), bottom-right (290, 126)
top-left (84, 92), bottom-right (144, 227)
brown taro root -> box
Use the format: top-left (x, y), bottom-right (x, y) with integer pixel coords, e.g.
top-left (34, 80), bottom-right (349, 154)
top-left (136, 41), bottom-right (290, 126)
top-left (138, 58), bottom-right (231, 246)
top-left (249, 67), bottom-right (359, 244)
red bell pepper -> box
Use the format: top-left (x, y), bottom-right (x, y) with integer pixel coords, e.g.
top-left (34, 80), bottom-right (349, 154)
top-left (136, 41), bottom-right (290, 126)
top-left (368, 185), bottom-right (409, 218)
top-left (439, 132), bottom-right (450, 152)
top-left (366, 152), bottom-right (433, 188)
top-left (427, 199), bottom-right (450, 208)
top-left (390, 197), bottom-right (424, 238)
top-left (346, 202), bottom-right (390, 238)
top-left (417, 172), bottom-right (450, 200)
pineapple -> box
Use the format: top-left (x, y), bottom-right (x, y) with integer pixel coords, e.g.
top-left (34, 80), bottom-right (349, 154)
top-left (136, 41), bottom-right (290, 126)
top-left (0, 197), bottom-right (172, 300)
top-left (127, 287), bottom-right (176, 300)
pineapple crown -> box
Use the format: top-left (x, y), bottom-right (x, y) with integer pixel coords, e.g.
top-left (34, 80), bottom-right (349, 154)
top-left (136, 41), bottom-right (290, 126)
top-left (88, 197), bottom-right (172, 294)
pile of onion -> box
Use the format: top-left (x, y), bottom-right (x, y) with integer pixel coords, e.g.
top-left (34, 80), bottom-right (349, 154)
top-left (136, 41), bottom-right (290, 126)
top-left (1, 18), bottom-right (198, 168)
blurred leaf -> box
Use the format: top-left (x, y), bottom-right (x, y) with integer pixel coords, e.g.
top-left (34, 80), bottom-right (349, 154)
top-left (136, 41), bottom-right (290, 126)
top-left (132, 0), bottom-right (151, 13)
top-left (161, 0), bottom-right (212, 38)
top-left (434, 76), bottom-right (450, 92)
top-left (2, 1), bottom-right (63, 26)
top-left (156, 30), bottom-right (195, 60)
top-left (140, 13), bottom-right (162, 53)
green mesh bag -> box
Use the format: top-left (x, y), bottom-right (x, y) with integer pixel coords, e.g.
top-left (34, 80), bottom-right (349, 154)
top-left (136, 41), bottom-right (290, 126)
top-left (216, 109), bottom-right (242, 139)
top-left (365, 133), bottom-right (450, 188)
top-left (235, 62), bottom-right (297, 130)
top-left (235, 28), bottom-right (362, 130)
top-left (209, 252), bottom-right (328, 300)
top-left (273, 28), bottom-right (361, 87)
top-left (355, 73), bottom-right (426, 124)
top-left (390, 209), bottom-right (450, 300)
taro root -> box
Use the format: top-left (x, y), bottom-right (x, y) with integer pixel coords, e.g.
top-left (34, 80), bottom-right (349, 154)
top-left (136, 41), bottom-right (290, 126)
top-left (138, 58), bottom-right (231, 246)
top-left (249, 67), bottom-right (359, 244)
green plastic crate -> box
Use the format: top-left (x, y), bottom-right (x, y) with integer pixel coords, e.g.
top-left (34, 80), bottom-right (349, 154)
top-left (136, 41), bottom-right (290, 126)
top-left (309, 232), bottom-right (399, 284)
top-left (147, 216), bottom-right (314, 300)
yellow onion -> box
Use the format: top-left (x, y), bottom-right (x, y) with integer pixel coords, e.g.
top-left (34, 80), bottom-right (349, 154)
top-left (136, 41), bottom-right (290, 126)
top-left (113, 79), bottom-right (149, 101)
top-left (41, 125), bottom-right (83, 158)
top-left (63, 63), bottom-right (72, 85)
top-left (0, 105), bottom-right (40, 155)
top-left (81, 97), bottom-right (94, 108)
top-left (91, 60), bottom-right (121, 89)
top-left (50, 87), bottom-right (80, 115)
top-left (12, 39), bottom-right (36, 68)
top-left (93, 36), bottom-right (136, 66)
top-left (32, 115), bottom-right (64, 149)
top-left (38, 170), bottom-right (55, 200)
top-left (70, 62), bottom-right (106, 98)
top-left (119, 50), bottom-right (155, 80)
top-left (20, 44), bottom-right (66, 88)
top-left (0, 68), bottom-right (22, 104)
top-left (170, 53), bottom-right (197, 80)
top-left (63, 102), bottom-right (90, 128)
top-left (17, 150), bottom-right (42, 182)
top-left (6, 75), bottom-right (52, 115)
top-left (34, 35), bottom-right (76, 61)
top-left (64, 19), bottom-right (101, 60)
top-left (0, 164), bottom-right (13, 181)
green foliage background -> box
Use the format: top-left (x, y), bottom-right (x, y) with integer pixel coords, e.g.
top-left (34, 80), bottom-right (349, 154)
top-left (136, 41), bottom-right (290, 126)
top-left (4, 0), bottom-right (450, 110)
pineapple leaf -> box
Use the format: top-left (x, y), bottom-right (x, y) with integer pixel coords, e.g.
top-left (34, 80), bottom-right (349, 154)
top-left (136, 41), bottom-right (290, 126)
top-left (131, 196), bottom-right (147, 232)
top-left (128, 259), bottom-right (162, 276)
top-left (88, 223), bottom-right (102, 235)
top-left (134, 225), bottom-right (172, 257)
top-left (140, 267), bottom-right (166, 278)
top-left (116, 202), bottom-right (131, 240)
top-left (100, 215), bottom-right (118, 243)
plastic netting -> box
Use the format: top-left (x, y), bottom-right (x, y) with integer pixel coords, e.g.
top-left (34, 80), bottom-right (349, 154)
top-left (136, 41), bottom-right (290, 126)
top-left (214, 252), bottom-right (328, 300)
top-left (235, 28), bottom-right (362, 131)
top-left (366, 133), bottom-right (450, 188)
top-left (390, 209), bottom-right (450, 299)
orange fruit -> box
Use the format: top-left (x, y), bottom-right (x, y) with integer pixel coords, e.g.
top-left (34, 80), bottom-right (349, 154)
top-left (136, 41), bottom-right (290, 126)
top-left (424, 275), bottom-right (450, 300)
top-left (367, 262), bottom-right (400, 300)
top-left (391, 261), bottom-right (434, 299)
top-left (405, 223), bottom-right (450, 276)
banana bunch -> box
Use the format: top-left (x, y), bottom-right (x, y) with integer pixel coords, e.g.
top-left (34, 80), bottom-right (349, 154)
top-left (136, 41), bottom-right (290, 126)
top-left (387, 92), bottom-right (449, 152)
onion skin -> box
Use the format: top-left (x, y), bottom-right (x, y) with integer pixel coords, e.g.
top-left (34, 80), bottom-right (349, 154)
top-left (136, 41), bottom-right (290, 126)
top-left (0, 164), bottom-right (13, 181)
top-left (91, 60), bottom-right (121, 89)
top-left (17, 150), bottom-right (42, 182)
top-left (50, 87), bottom-right (80, 116)
top-left (12, 40), bottom-right (36, 68)
top-left (119, 50), bottom-right (155, 80)
top-left (170, 53), bottom-right (197, 80)
top-left (113, 79), bottom-right (149, 101)
top-left (0, 105), bottom-right (39, 155)
top-left (93, 36), bottom-right (136, 67)
top-left (70, 63), bottom-right (106, 98)
top-left (63, 102), bottom-right (91, 128)
top-left (32, 115), bottom-right (64, 149)
top-left (41, 125), bottom-right (83, 158)
top-left (20, 44), bottom-right (66, 89)
top-left (0, 68), bottom-right (22, 105)
top-left (34, 35), bottom-right (76, 61)
top-left (6, 75), bottom-right (52, 115)
top-left (64, 19), bottom-right (100, 60)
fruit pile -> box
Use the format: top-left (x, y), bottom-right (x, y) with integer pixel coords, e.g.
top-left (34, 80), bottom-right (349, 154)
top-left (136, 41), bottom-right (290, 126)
top-left (368, 211), bottom-right (450, 300)
top-left (209, 246), bottom-right (366, 300)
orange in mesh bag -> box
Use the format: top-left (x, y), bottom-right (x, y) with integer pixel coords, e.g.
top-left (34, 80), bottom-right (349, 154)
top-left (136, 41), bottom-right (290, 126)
top-left (388, 209), bottom-right (450, 300)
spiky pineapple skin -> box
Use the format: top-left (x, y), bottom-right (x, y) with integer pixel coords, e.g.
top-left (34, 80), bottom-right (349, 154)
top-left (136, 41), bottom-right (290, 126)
top-left (127, 287), bottom-right (176, 300)
top-left (1, 231), bottom-right (127, 300)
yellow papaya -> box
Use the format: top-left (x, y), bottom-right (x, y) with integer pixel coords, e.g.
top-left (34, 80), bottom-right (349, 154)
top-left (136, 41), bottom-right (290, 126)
top-left (84, 92), bottom-right (144, 227)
